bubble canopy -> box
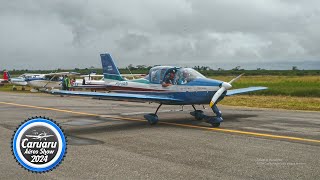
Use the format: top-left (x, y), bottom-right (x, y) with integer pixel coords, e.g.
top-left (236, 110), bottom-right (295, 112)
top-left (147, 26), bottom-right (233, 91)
top-left (148, 66), bottom-right (206, 84)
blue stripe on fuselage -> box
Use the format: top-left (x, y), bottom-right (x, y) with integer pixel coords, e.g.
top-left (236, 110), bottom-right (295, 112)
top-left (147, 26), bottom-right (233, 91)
top-left (183, 78), bottom-right (222, 87)
top-left (25, 78), bottom-right (62, 82)
top-left (111, 90), bottom-right (226, 105)
top-left (25, 77), bottom-right (45, 82)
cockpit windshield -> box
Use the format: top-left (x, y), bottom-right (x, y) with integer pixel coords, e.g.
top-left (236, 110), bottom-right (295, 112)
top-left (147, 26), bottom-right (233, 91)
top-left (149, 66), bottom-right (205, 85)
top-left (174, 68), bottom-right (205, 85)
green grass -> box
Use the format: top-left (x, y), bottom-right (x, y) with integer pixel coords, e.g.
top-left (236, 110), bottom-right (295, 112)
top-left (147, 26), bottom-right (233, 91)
top-left (210, 76), bottom-right (320, 97)
top-left (220, 95), bottom-right (320, 111)
top-left (0, 84), bottom-right (31, 92)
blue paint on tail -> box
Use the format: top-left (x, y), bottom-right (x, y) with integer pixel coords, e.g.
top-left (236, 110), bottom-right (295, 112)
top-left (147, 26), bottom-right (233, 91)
top-left (100, 53), bottom-right (124, 81)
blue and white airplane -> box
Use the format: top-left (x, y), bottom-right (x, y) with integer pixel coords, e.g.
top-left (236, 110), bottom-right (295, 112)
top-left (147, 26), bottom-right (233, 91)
top-left (50, 53), bottom-right (267, 127)
top-left (26, 72), bottom-right (79, 90)
top-left (7, 72), bottom-right (45, 86)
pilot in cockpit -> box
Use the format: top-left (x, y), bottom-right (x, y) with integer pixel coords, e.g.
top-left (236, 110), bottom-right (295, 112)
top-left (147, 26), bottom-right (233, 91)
top-left (162, 70), bottom-right (176, 87)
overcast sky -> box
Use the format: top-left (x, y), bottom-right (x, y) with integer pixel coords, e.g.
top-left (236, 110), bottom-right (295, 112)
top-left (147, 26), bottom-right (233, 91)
top-left (0, 0), bottom-right (319, 70)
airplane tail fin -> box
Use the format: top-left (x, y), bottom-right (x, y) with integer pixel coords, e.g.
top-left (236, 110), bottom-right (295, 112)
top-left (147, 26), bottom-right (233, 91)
top-left (3, 71), bottom-right (9, 81)
top-left (100, 53), bottom-right (124, 81)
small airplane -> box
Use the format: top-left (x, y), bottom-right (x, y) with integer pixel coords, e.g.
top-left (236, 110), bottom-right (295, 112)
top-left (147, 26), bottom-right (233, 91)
top-left (7, 72), bottom-right (45, 89)
top-left (49, 53), bottom-right (267, 127)
top-left (72, 73), bottom-right (107, 92)
top-left (75, 74), bottom-right (105, 86)
top-left (27, 72), bottom-right (79, 91)
top-left (26, 132), bottom-right (54, 141)
top-left (72, 73), bottom-right (146, 91)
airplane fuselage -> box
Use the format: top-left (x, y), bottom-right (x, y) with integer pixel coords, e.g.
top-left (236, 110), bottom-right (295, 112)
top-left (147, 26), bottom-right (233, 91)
top-left (10, 77), bottom-right (28, 86)
top-left (103, 77), bottom-right (225, 105)
top-left (27, 79), bottom-right (62, 89)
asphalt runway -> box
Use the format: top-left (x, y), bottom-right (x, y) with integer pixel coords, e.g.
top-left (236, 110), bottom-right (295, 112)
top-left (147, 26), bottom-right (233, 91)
top-left (0, 91), bottom-right (319, 179)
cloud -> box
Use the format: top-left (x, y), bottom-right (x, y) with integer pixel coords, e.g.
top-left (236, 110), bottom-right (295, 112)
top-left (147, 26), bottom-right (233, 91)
top-left (0, 0), bottom-right (319, 70)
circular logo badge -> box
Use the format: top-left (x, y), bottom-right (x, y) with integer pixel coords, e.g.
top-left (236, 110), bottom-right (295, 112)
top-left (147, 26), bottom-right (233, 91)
top-left (12, 117), bottom-right (67, 173)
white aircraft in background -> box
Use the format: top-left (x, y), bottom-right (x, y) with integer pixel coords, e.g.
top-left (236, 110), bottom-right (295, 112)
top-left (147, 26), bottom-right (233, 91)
top-left (75, 73), bottom-right (146, 85)
top-left (74, 74), bottom-right (105, 86)
top-left (26, 72), bottom-right (79, 91)
top-left (72, 73), bottom-right (146, 91)
top-left (8, 72), bottom-right (45, 86)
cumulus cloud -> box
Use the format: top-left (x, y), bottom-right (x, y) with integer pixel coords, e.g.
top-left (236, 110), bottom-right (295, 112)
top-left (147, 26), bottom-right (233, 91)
top-left (0, 0), bottom-right (319, 70)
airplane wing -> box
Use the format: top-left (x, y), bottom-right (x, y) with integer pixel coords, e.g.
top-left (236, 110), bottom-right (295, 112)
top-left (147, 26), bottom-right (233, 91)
top-left (48, 72), bottom-right (80, 76)
top-left (80, 75), bottom-right (103, 77)
top-left (72, 85), bottom-right (106, 89)
top-left (49, 89), bottom-right (183, 103)
top-left (226, 87), bottom-right (268, 96)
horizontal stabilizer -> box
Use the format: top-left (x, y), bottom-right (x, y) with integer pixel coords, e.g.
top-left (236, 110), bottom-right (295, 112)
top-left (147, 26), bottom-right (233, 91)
top-left (226, 87), bottom-right (268, 96)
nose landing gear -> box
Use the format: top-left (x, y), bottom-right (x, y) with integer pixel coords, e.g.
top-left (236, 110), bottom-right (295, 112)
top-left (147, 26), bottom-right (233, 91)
top-left (144, 103), bottom-right (162, 125)
top-left (190, 104), bottom-right (222, 127)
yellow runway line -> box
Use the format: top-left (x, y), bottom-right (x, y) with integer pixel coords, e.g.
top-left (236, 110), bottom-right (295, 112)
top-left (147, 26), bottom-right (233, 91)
top-left (1, 101), bottom-right (320, 144)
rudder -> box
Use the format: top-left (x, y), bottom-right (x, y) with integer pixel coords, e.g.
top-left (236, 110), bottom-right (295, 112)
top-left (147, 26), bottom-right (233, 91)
top-left (100, 53), bottom-right (124, 81)
top-left (3, 71), bottom-right (9, 81)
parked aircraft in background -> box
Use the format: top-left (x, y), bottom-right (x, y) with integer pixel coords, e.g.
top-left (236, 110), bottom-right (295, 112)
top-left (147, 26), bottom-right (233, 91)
top-left (49, 53), bottom-right (267, 127)
top-left (75, 74), bottom-right (105, 86)
top-left (8, 72), bottom-right (45, 87)
top-left (27, 72), bottom-right (79, 91)
top-left (72, 73), bottom-right (146, 91)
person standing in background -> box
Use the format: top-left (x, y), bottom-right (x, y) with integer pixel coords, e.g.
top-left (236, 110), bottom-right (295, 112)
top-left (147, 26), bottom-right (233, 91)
top-left (62, 75), bottom-right (66, 90)
top-left (65, 76), bottom-right (70, 91)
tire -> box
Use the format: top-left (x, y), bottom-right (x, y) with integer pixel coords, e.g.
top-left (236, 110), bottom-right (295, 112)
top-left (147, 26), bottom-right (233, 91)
top-left (211, 122), bottom-right (220, 128)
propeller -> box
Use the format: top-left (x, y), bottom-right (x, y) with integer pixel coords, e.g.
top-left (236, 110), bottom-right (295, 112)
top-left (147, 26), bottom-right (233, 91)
top-left (209, 73), bottom-right (244, 108)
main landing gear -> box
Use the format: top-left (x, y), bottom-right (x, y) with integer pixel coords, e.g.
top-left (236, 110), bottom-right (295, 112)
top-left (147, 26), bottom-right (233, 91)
top-left (144, 103), bottom-right (162, 125)
top-left (190, 105), bottom-right (205, 120)
top-left (190, 104), bottom-right (223, 127)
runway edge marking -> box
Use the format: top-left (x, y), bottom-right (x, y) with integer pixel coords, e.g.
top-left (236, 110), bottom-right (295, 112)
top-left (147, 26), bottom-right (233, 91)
top-left (1, 101), bottom-right (320, 144)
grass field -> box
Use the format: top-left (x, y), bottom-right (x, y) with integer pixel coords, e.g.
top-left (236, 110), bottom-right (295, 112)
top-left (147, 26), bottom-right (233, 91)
top-left (212, 75), bottom-right (320, 111)
top-left (0, 84), bottom-right (31, 92)
top-left (220, 95), bottom-right (320, 111)
top-left (210, 75), bottom-right (320, 97)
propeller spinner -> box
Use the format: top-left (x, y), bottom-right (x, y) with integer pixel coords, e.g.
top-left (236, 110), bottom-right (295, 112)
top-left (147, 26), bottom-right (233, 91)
top-left (209, 74), bottom-right (244, 108)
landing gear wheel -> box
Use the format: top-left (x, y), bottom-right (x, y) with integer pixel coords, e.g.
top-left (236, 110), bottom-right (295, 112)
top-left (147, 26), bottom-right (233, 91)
top-left (190, 110), bottom-right (205, 120)
top-left (206, 116), bottom-right (222, 128)
top-left (210, 122), bottom-right (220, 128)
top-left (144, 114), bottom-right (159, 125)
